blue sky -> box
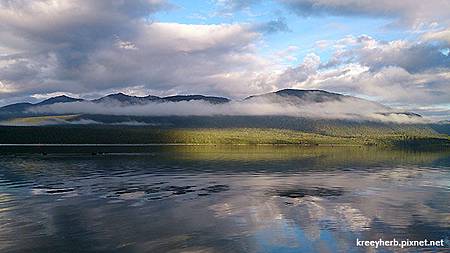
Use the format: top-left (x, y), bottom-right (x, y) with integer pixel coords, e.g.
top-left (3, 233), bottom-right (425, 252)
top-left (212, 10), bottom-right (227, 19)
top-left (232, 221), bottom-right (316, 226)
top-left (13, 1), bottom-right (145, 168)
top-left (0, 0), bottom-right (449, 119)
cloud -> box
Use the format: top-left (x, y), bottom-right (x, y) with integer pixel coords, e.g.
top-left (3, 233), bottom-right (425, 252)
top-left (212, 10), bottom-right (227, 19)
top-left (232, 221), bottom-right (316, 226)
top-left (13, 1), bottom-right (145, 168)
top-left (279, 0), bottom-right (450, 27)
top-left (251, 18), bottom-right (291, 34)
top-left (28, 98), bottom-right (425, 123)
top-left (214, 166), bottom-right (450, 243)
top-left (322, 35), bottom-right (450, 73)
top-left (275, 35), bottom-right (450, 116)
top-left (422, 28), bottom-right (450, 44)
top-left (273, 46), bottom-right (300, 63)
top-left (0, 0), bottom-right (169, 94)
top-left (279, 63), bottom-right (450, 109)
top-left (0, 0), bottom-right (448, 121)
top-left (215, 0), bottom-right (262, 14)
top-left (277, 53), bottom-right (321, 86)
top-left (0, 0), bottom-right (275, 101)
top-left (405, 106), bottom-right (450, 122)
top-left (70, 22), bottom-right (270, 96)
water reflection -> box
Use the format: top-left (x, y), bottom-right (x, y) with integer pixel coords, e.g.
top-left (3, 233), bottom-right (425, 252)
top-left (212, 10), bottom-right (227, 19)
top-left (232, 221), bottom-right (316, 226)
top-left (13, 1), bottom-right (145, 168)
top-left (0, 146), bottom-right (449, 252)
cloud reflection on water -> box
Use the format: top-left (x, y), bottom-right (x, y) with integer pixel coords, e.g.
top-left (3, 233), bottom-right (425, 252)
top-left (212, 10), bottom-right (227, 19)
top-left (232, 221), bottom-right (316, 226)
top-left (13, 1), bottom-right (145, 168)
top-left (0, 147), bottom-right (448, 252)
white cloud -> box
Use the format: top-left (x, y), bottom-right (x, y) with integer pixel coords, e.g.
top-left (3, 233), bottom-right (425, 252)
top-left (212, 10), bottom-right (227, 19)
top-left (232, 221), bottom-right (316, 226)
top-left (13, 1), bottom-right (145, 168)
top-left (422, 28), bottom-right (450, 44)
top-left (0, 0), bottom-right (449, 121)
top-left (276, 53), bottom-right (321, 88)
top-left (275, 33), bottom-right (450, 116)
top-left (28, 97), bottom-right (426, 123)
top-left (0, 0), bottom-right (277, 99)
top-left (279, 63), bottom-right (450, 110)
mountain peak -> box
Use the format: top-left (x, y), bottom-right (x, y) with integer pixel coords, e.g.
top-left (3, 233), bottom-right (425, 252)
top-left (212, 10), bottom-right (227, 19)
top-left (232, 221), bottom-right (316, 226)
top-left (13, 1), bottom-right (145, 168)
top-left (36, 95), bottom-right (83, 105)
top-left (0, 102), bottom-right (34, 113)
top-left (162, 95), bottom-right (230, 104)
top-left (245, 88), bottom-right (345, 103)
top-left (94, 92), bottom-right (162, 104)
top-left (107, 92), bottom-right (127, 97)
top-left (0, 89), bottom-right (419, 119)
top-left (102, 93), bottom-right (133, 100)
top-left (275, 89), bottom-right (338, 96)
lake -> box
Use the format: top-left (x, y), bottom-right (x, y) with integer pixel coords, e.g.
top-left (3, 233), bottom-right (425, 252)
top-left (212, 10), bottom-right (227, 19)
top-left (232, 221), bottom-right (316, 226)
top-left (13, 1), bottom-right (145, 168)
top-left (0, 146), bottom-right (449, 252)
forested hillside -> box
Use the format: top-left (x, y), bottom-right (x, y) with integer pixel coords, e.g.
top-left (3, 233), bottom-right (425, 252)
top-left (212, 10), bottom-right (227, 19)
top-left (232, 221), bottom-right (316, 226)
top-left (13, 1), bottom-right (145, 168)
top-left (0, 125), bottom-right (447, 148)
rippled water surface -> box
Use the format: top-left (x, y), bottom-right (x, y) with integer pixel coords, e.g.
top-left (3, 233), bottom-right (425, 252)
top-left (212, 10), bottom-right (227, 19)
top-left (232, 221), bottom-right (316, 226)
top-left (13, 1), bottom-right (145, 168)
top-left (0, 146), bottom-right (449, 253)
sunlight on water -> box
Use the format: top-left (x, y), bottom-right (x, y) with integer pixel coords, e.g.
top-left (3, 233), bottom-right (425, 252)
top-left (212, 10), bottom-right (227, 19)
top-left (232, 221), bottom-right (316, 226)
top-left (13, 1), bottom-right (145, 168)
top-left (0, 147), bottom-right (449, 252)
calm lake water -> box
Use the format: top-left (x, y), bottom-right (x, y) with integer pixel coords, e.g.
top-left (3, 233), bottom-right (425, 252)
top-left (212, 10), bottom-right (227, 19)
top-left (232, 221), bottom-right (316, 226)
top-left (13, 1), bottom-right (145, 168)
top-left (0, 146), bottom-right (449, 253)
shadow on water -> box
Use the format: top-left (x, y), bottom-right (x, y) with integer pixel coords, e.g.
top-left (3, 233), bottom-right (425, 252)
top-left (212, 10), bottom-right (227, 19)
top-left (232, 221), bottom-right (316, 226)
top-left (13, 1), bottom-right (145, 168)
top-left (0, 146), bottom-right (448, 252)
top-left (274, 187), bottom-right (345, 199)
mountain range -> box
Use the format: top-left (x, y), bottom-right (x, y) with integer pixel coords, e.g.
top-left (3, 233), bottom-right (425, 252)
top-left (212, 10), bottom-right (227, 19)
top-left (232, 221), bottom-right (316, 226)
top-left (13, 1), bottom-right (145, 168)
top-left (0, 89), bottom-right (411, 116)
top-left (0, 89), bottom-right (448, 142)
top-left (0, 93), bottom-right (231, 114)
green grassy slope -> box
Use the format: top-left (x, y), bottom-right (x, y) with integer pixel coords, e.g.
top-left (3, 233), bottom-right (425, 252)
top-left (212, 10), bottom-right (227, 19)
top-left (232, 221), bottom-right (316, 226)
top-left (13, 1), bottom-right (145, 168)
top-left (0, 114), bottom-right (81, 125)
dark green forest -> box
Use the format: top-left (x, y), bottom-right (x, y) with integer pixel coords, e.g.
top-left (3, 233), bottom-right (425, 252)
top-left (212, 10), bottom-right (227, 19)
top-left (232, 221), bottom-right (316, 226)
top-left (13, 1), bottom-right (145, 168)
top-left (0, 125), bottom-right (447, 148)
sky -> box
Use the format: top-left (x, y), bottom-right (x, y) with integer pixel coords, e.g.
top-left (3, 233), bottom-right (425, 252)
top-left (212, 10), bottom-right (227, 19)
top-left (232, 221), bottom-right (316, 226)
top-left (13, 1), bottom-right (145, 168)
top-left (0, 0), bottom-right (449, 119)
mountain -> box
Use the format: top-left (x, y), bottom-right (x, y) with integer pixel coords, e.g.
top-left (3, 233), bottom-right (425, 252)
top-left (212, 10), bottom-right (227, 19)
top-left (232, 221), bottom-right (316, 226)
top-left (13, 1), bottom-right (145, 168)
top-left (0, 95), bottom-right (83, 115)
top-left (0, 89), bottom-right (446, 147)
top-left (244, 89), bottom-right (424, 119)
top-left (0, 102), bottom-right (34, 114)
top-left (2, 89), bottom-right (370, 112)
top-left (162, 95), bottom-right (230, 104)
top-left (0, 89), bottom-right (419, 120)
top-left (378, 112), bottom-right (422, 118)
top-left (93, 93), bottom-right (161, 105)
top-left (92, 93), bottom-right (230, 105)
top-left (0, 93), bottom-right (230, 115)
top-left (36, 95), bottom-right (84, 105)
top-left (430, 121), bottom-right (450, 135)
top-left (246, 89), bottom-right (345, 103)
top-left (246, 89), bottom-right (385, 107)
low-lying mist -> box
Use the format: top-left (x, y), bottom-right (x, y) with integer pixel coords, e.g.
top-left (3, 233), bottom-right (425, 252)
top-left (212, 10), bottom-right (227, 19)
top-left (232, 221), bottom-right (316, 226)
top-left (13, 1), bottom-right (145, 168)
top-left (28, 98), bottom-right (426, 124)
